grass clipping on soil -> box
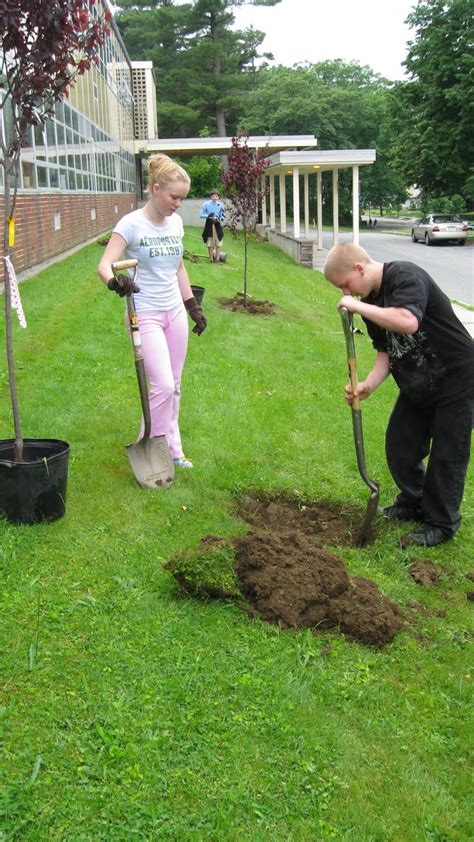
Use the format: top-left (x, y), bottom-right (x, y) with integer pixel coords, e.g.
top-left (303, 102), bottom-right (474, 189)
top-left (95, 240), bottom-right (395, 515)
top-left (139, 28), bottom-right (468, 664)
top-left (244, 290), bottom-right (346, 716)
top-left (165, 495), bottom-right (403, 647)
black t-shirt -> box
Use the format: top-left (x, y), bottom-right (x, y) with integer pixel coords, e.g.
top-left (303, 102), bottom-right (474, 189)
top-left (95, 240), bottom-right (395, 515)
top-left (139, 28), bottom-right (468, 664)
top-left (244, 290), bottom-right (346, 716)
top-left (362, 261), bottom-right (474, 406)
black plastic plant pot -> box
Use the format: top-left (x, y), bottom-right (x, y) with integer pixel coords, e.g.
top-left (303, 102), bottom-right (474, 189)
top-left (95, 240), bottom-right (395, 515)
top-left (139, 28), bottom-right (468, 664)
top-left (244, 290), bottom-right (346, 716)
top-left (191, 285), bottom-right (205, 305)
top-left (0, 439), bottom-right (70, 525)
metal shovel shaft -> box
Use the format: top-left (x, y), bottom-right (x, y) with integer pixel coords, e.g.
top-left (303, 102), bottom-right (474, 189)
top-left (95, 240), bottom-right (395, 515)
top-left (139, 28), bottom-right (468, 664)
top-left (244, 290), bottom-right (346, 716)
top-left (111, 259), bottom-right (174, 489)
top-left (126, 293), bottom-right (151, 440)
top-left (340, 307), bottom-right (379, 545)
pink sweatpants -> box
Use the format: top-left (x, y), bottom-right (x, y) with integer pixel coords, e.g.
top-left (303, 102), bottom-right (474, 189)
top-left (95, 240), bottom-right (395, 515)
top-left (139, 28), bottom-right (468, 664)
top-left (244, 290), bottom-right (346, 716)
top-left (128, 304), bottom-right (189, 459)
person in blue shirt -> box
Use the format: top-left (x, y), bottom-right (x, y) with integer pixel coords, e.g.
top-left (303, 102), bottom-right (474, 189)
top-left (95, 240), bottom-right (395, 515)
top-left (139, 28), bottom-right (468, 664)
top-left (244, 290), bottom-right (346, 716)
top-left (200, 190), bottom-right (225, 262)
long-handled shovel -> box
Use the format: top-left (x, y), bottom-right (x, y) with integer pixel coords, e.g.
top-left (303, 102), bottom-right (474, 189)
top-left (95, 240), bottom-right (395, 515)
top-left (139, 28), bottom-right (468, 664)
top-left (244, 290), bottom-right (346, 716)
top-left (340, 307), bottom-right (379, 545)
top-left (111, 260), bottom-right (174, 489)
top-left (211, 222), bottom-right (227, 263)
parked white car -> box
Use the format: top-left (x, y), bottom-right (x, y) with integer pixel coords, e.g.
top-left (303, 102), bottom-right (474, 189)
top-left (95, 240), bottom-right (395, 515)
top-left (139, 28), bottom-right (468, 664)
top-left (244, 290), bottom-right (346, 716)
top-left (412, 214), bottom-right (468, 245)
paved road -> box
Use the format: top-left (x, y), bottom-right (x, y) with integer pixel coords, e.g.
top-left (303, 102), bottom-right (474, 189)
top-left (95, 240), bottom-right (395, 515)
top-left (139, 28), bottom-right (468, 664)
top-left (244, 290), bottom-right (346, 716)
top-left (322, 230), bottom-right (474, 306)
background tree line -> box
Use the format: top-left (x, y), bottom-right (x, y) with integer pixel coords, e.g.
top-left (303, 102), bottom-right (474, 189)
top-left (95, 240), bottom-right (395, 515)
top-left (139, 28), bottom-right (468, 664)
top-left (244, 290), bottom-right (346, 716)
top-left (115, 0), bottom-right (473, 215)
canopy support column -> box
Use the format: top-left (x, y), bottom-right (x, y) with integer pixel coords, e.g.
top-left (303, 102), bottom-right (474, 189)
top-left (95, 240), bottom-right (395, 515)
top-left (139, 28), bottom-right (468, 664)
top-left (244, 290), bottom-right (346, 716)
top-left (332, 168), bottom-right (339, 246)
top-left (317, 170), bottom-right (323, 250)
top-left (293, 167), bottom-right (300, 238)
top-left (269, 173), bottom-right (276, 230)
top-left (352, 164), bottom-right (360, 245)
top-left (304, 172), bottom-right (309, 237)
top-left (279, 172), bottom-right (287, 234)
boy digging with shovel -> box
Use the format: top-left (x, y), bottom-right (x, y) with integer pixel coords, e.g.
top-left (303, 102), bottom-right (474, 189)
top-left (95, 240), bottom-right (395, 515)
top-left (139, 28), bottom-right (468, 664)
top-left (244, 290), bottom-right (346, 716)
top-left (323, 243), bottom-right (473, 547)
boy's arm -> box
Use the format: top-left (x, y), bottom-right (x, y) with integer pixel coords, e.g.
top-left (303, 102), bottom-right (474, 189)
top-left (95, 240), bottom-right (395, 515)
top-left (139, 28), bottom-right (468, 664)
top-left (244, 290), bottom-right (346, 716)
top-left (199, 201), bottom-right (209, 219)
top-left (337, 295), bottom-right (419, 334)
top-left (345, 351), bottom-right (390, 404)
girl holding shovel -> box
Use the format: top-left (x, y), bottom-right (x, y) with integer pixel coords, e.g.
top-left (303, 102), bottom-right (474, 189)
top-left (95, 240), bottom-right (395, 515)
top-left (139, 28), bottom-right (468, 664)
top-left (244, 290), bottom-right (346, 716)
top-left (98, 153), bottom-right (207, 469)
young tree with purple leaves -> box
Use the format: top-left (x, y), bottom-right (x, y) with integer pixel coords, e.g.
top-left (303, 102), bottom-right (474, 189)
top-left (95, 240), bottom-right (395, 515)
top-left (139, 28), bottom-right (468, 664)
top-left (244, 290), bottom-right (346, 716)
top-left (0, 0), bottom-right (111, 457)
top-left (221, 135), bottom-right (268, 306)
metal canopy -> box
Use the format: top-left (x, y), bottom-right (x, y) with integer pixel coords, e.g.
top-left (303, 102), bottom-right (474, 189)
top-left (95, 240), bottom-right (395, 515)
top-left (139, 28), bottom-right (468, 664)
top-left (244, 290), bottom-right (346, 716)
top-left (265, 149), bottom-right (376, 174)
top-left (135, 135), bottom-right (318, 157)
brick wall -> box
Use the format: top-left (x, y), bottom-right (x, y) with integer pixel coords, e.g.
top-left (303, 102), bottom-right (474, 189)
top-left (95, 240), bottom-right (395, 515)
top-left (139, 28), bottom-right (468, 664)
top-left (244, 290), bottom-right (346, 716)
top-left (0, 192), bottom-right (137, 281)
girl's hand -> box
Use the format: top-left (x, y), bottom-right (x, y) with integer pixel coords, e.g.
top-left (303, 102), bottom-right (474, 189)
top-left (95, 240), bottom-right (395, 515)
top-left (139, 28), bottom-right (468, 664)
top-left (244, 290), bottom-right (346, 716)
top-left (107, 274), bottom-right (140, 297)
top-left (184, 297), bottom-right (207, 335)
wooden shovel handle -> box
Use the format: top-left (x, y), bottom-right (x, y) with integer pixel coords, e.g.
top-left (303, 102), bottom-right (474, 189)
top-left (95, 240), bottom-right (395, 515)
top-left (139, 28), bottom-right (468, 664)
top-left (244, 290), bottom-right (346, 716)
top-left (347, 355), bottom-right (360, 411)
top-left (111, 259), bottom-right (138, 272)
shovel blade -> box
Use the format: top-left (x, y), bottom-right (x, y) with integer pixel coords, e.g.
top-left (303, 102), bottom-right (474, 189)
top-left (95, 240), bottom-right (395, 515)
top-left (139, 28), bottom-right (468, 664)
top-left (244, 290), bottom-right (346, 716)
top-left (125, 435), bottom-right (174, 489)
top-left (356, 485), bottom-right (380, 546)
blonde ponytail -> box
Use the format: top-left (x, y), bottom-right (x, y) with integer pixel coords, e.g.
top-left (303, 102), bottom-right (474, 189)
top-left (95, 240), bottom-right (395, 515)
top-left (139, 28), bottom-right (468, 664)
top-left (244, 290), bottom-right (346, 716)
top-left (147, 153), bottom-right (190, 192)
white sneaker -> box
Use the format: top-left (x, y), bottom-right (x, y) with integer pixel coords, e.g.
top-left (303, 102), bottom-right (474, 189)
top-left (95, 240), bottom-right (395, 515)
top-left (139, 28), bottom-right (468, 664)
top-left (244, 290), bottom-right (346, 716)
top-left (173, 456), bottom-right (193, 469)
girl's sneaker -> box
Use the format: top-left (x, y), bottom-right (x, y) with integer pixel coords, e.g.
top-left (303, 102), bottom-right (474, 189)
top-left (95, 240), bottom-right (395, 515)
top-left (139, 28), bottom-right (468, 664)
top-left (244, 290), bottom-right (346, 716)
top-left (173, 456), bottom-right (193, 469)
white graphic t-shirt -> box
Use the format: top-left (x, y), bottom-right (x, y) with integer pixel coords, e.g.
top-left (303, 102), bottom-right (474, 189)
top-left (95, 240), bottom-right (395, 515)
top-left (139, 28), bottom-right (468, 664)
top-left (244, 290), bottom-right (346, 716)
top-left (113, 209), bottom-right (184, 312)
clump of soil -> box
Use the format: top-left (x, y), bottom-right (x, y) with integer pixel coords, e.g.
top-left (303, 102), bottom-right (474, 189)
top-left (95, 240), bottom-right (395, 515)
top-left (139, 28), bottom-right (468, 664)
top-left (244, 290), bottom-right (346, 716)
top-left (166, 493), bottom-right (403, 646)
top-left (219, 292), bottom-right (275, 315)
top-left (234, 529), bottom-right (350, 629)
top-left (234, 497), bottom-right (402, 646)
top-left (408, 560), bottom-right (440, 587)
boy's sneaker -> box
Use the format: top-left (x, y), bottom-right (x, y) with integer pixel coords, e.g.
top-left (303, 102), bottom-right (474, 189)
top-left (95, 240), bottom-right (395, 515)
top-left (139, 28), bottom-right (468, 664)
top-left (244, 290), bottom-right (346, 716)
top-left (379, 503), bottom-right (423, 522)
top-left (407, 526), bottom-right (450, 547)
top-left (173, 456), bottom-right (193, 469)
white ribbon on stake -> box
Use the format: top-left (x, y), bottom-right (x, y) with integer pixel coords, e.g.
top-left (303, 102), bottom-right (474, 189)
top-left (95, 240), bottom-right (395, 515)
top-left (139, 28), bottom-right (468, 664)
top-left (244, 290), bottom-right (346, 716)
top-left (4, 255), bottom-right (27, 328)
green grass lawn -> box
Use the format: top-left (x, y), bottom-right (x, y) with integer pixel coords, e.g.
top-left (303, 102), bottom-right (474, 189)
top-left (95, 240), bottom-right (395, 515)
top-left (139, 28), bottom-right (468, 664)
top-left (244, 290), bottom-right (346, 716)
top-left (0, 229), bottom-right (472, 840)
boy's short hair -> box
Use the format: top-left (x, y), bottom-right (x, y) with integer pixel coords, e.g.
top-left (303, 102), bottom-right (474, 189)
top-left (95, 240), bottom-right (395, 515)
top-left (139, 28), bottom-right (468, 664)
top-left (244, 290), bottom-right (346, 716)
top-left (323, 243), bottom-right (371, 281)
top-left (210, 190), bottom-right (220, 197)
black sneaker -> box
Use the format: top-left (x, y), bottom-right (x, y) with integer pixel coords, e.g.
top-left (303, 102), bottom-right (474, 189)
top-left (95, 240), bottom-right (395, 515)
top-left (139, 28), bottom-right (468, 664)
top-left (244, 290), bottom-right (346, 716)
top-left (407, 526), bottom-right (450, 547)
top-left (380, 503), bottom-right (423, 522)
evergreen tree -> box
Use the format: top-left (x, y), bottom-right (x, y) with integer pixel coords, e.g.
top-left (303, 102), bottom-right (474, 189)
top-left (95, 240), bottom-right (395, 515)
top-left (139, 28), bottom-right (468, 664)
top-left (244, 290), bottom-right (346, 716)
top-left (115, 0), bottom-right (280, 137)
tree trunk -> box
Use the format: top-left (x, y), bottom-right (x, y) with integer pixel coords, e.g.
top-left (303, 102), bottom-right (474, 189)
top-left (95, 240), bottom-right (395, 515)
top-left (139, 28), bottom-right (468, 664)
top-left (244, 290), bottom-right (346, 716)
top-left (3, 157), bottom-right (24, 460)
top-left (243, 230), bottom-right (248, 306)
top-left (209, 6), bottom-right (227, 168)
top-left (216, 107), bottom-right (226, 137)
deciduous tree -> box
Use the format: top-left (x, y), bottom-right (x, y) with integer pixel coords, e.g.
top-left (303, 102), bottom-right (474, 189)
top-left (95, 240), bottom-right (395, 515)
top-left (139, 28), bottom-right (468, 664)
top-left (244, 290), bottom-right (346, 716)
top-left (221, 135), bottom-right (268, 304)
top-left (388, 0), bottom-right (473, 202)
top-left (0, 0), bottom-right (110, 456)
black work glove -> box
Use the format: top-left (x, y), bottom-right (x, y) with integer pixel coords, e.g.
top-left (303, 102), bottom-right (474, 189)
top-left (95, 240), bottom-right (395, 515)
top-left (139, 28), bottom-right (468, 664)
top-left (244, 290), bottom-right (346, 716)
top-left (107, 274), bottom-right (140, 297)
top-left (207, 213), bottom-right (216, 221)
top-left (184, 296), bottom-right (207, 335)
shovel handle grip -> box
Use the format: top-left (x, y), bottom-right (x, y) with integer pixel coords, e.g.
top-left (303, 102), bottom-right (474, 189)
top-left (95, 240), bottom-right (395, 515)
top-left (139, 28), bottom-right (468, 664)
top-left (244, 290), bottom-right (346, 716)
top-left (111, 259), bottom-right (138, 273)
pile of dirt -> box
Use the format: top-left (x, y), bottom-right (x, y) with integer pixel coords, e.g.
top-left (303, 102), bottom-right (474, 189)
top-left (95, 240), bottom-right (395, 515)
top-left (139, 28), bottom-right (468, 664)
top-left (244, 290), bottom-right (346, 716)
top-left (234, 496), bottom-right (402, 646)
top-left (219, 293), bottom-right (275, 315)
top-left (166, 493), bottom-right (403, 646)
